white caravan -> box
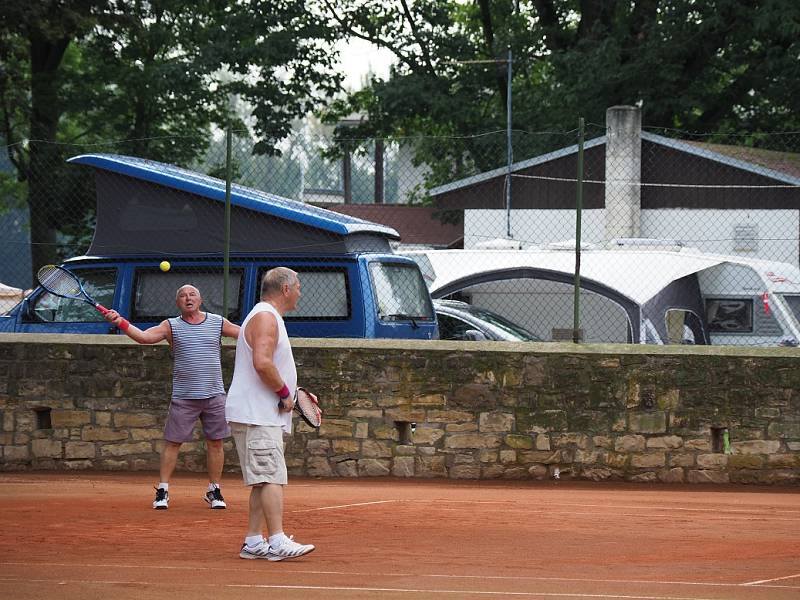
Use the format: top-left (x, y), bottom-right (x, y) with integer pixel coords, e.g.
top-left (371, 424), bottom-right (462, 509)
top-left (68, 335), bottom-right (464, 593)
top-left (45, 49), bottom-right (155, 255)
top-left (406, 241), bottom-right (800, 346)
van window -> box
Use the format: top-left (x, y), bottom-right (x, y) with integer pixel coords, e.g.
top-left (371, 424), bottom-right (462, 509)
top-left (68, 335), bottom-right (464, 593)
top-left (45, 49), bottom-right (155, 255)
top-left (706, 298), bottom-right (753, 333)
top-left (133, 268), bottom-right (243, 321)
top-left (26, 268), bottom-right (117, 323)
top-left (257, 268), bottom-right (350, 320)
top-left (370, 262), bottom-right (433, 320)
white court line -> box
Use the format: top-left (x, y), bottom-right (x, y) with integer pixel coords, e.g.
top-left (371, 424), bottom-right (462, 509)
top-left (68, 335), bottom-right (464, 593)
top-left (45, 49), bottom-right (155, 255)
top-left (290, 500), bottom-right (399, 512)
top-left (4, 562), bottom-right (799, 590)
top-left (0, 577), bottom-right (741, 599)
top-left (742, 572), bottom-right (800, 585)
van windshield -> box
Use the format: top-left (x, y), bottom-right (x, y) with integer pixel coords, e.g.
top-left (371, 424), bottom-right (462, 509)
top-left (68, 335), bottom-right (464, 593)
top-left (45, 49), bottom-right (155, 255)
top-left (370, 262), bottom-right (434, 321)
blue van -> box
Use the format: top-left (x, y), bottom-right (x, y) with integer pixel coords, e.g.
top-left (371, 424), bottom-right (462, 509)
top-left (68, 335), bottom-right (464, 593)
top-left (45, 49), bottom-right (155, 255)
top-left (0, 154), bottom-right (437, 339)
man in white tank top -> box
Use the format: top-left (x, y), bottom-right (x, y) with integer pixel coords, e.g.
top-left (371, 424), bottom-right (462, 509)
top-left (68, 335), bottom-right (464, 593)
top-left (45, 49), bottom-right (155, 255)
top-left (104, 285), bottom-right (240, 510)
top-left (226, 267), bottom-right (315, 561)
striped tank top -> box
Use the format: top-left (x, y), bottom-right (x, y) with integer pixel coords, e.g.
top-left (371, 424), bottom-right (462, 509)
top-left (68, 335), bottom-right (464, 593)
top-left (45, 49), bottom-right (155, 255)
top-left (168, 313), bottom-right (225, 400)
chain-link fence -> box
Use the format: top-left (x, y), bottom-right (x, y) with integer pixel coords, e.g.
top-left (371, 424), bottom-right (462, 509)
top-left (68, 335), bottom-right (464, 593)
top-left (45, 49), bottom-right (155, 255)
top-left (2, 111), bottom-right (800, 345)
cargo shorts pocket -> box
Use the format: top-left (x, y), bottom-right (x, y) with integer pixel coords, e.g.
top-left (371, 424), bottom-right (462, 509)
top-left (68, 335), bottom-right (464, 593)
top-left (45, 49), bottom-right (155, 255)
top-left (247, 438), bottom-right (280, 476)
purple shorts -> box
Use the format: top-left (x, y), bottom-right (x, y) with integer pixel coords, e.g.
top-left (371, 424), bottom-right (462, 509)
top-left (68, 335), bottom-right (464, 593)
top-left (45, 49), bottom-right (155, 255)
top-left (163, 394), bottom-right (231, 443)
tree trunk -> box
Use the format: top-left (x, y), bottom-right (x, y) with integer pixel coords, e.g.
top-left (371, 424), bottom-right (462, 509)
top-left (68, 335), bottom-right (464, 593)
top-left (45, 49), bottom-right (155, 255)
top-left (27, 32), bottom-right (70, 279)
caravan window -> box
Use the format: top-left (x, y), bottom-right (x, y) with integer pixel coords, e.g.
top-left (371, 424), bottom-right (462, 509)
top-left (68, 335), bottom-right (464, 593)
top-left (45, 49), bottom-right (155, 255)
top-left (258, 267), bottom-right (351, 320)
top-left (781, 296), bottom-right (800, 322)
top-left (706, 298), bottom-right (753, 333)
top-left (133, 268), bottom-right (243, 321)
top-left (26, 268), bottom-right (117, 323)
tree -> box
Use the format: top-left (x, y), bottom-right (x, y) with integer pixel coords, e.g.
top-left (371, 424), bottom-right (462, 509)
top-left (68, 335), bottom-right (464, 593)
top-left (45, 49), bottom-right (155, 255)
top-left (0, 0), bottom-right (342, 277)
top-left (319, 0), bottom-right (800, 193)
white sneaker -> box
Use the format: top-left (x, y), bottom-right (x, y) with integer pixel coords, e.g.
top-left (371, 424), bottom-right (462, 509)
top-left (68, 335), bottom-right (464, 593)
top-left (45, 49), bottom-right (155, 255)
top-left (153, 487), bottom-right (169, 509)
top-left (269, 535), bottom-right (315, 559)
top-left (204, 487), bottom-right (226, 509)
top-left (239, 541), bottom-right (282, 561)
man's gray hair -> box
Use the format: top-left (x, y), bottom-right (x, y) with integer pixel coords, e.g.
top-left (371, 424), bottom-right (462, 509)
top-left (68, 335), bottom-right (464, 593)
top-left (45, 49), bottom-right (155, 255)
top-left (261, 267), bottom-right (298, 298)
top-left (175, 284), bottom-right (200, 300)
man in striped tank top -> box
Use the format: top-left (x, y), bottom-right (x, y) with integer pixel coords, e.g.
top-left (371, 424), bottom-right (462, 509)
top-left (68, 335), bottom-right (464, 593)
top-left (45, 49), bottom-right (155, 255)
top-left (104, 284), bottom-right (240, 510)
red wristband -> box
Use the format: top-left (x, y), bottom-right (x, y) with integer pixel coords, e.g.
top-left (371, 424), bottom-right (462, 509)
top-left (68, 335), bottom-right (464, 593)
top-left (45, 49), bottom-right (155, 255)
top-left (277, 384), bottom-right (290, 399)
top-left (118, 318), bottom-right (130, 332)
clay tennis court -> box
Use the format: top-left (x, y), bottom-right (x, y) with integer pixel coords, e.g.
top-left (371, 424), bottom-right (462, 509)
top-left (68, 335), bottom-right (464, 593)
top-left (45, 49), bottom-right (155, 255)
top-left (0, 472), bottom-right (798, 600)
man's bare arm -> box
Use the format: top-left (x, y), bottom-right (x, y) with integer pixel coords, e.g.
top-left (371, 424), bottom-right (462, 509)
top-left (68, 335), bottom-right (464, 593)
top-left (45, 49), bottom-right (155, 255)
top-left (104, 310), bottom-right (171, 345)
top-left (247, 311), bottom-right (292, 411)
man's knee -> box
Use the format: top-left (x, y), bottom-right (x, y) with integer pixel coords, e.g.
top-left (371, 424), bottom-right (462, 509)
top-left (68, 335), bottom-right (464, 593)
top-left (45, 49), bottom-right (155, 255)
top-left (206, 438), bottom-right (223, 450)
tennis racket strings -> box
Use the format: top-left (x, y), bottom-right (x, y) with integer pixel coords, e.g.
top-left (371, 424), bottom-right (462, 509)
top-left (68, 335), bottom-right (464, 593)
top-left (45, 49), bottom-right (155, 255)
top-left (37, 265), bottom-right (83, 298)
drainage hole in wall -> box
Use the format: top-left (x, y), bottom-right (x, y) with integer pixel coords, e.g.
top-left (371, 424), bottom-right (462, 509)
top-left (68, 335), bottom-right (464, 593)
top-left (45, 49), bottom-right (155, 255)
top-left (395, 421), bottom-right (415, 445)
top-left (34, 407), bottom-right (52, 430)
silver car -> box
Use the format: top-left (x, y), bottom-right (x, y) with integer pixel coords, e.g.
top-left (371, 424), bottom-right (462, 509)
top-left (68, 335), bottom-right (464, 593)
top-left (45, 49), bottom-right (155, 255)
top-left (433, 299), bottom-right (542, 341)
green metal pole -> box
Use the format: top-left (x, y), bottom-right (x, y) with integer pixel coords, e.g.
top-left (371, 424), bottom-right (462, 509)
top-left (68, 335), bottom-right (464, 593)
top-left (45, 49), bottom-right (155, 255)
top-left (573, 117), bottom-right (585, 343)
top-left (223, 125), bottom-right (232, 319)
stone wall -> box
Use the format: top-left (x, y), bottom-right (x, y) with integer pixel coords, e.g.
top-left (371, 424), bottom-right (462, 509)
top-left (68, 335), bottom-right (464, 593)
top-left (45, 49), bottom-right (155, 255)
top-left (1, 334), bottom-right (799, 484)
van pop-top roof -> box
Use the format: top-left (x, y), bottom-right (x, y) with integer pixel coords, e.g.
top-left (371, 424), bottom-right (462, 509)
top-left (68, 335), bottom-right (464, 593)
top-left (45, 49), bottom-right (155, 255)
top-left (68, 153), bottom-right (400, 257)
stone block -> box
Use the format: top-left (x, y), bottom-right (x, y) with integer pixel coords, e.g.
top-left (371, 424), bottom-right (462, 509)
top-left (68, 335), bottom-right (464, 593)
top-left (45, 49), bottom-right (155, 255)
top-left (504, 434), bottom-right (533, 450)
top-left (479, 411), bottom-right (514, 433)
top-left (481, 464), bottom-right (505, 479)
top-left (696, 454), bottom-right (728, 469)
top-left (527, 464), bottom-right (548, 479)
top-left (575, 450), bottom-right (599, 464)
top-left (687, 470), bottom-right (730, 484)
top-left (395, 444), bottom-right (416, 456)
top-left (51, 410), bottom-right (91, 427)
top-left (630, 452), bottom-right (665, 468)
top-left (355, 422), bottom-right (369, 439)
top-left (347, 409), bottom-right (384, 419)
top-left (767, 421), bottom-right (800, 439)
top-left (392, 456), bottom-right (415, 477)
top-left (582, 467), bottom-right (614, 481)
top-left (646, 436), bottom-right (683, 450)
top-left (318, 420), bottom-right (354, 439)
top-left (426, 410), bottom-right (475, 423)
top-left (535, 435), bottom-right (551, 451)
top-left (444, 433), bottom-right (502, 450)
top-left (131, 429), bottom-right (163, 441)
top-left (99, 442), bottom-right (153, 457)
top-left (65, 442), bottom-right (95, 459)
top-left (668, 453), bottom-right (695, 467)
top-left (658, 467), bottom-right (685, 483)
top-left (32, 439), bottom-right (62, 458)
top-left (684, 438), bottom-right (711, 451)
top-left (499, 450), bottom-right (517, 464)
top-left (628, 412), bottom-right (667, 434)
top-left (728, 454), bottom-right (764, 469)
top-left (614, 435), bottom-right (645, 453)
top-left (307, 457), bottom-right (334, 477)
top-left (415, 455), bottom-right (447, 477)
top-left (411, 393), bottom-right (446, 407)
top-left (3, 445), bottom-right (29, 461)
top-left (95, 412), bottom-right (112, 426)
top-left (478, 449), bottom-right (498, 463)
top-left (361, 439), bottom-right (392, 458)
top-left (766, 454), bottom-right (798, 468)
top-left (334, 459), bottom-right (358, 477)
top-left (413, 426), bottom-right (445, 445)
top-left (732, 440), bottom-right (781, 455)
top-left (519, 450), bottom-right (561, 464)
top-left (449, 463), bottom-right (481, 479)
top-left (65, 460), bottom-right (93, 470)
top-left (555, 433), bottom-right (591, 449)
top-left (445, 423), bottom-right (478, 433)
top-left (330, 439), bottom-right (358, 454)
top-left (113, 413), bottom-right (158, 427)
top-left (81, 427), bottom-right (129, 442)
top-left (358, 458), bottom-right (390, 477)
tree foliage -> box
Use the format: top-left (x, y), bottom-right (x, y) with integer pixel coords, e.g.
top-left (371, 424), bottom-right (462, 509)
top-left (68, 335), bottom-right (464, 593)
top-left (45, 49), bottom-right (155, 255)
top-left (319, 0), bottom-right (800, 189)
top-left (0, 0), bottom-right (342, 272)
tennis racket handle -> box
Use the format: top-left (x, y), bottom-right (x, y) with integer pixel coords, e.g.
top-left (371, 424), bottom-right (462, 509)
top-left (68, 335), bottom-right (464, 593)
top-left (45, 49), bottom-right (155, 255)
top-left (95, 304), bottom-right (110, 315)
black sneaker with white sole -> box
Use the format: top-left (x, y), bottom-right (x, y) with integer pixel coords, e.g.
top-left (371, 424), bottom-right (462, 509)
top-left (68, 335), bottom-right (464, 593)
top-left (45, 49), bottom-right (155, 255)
top-left (204, 487), bottom-right (226, 509)
top-left (153, 487), bottom-right (169, 510)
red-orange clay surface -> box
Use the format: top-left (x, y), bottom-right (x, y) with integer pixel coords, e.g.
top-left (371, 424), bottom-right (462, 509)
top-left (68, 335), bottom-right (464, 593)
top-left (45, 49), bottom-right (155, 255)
top-left (0, 472), bottom-right (798, 600)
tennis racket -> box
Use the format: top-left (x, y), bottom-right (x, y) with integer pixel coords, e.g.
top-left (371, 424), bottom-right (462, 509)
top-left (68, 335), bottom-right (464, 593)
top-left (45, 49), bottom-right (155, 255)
top-left (280, 387), bottom-right (322, 428)
top-left (37, 264), bottom-right (110, 315)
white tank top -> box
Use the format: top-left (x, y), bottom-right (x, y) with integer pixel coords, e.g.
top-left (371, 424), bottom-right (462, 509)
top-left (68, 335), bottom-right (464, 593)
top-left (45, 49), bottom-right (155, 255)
top-left (225, 302), bottom-right (295, 432)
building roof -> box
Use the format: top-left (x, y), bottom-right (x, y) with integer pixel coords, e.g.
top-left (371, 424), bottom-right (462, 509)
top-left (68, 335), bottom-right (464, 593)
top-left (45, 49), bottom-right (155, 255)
top-left (429, 132), bottom-right (800, 197)
top-left (321, 204), bottom-right (463, 248)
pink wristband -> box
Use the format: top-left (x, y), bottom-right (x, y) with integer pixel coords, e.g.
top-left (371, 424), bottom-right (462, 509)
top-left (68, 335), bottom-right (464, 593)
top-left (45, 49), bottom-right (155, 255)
top-left (276, 384), bottom-right (290, 399)
top-left (118, 318), bottom-right (130, 332)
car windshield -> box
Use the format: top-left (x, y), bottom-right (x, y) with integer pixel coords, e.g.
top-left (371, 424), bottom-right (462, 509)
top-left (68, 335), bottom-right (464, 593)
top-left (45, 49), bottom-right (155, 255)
top-left (465, 306), bottom-right (541, 341)
top-left (370, 262), bottom-right (434, 321)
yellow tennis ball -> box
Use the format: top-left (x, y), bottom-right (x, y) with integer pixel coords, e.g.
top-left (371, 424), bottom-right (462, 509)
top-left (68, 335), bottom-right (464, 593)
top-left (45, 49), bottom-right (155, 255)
top-left (159, 261), bottom-right (171, 272)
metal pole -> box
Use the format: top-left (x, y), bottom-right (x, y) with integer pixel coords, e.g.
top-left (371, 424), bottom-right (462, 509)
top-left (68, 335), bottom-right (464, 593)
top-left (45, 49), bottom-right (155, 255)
top-left (506, 47), bottom-right (513, 239)
top-left (223, 125), bottom-right (232, 319)
top-left (573, 117), bottom-right (585, 343)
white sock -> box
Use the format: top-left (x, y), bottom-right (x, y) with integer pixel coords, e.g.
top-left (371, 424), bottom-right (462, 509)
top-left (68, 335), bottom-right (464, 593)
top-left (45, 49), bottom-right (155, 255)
top-left (207, 482), bottom-right (219, 492)
top-left (245, 535), bottom-right (264, 548)
top-left (268, 533), bottom-right (285, 548)
top-left (158, 482), bottom-right (169, 491)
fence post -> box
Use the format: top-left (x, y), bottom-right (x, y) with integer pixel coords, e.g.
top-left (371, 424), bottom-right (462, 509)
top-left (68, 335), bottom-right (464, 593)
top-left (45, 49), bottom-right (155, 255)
top-left (506, 47), bottom-right (513, 238)
top-left (223, 124), bottom-right (232, 319)
top-left (573, 117), bottom-right (585, 343)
